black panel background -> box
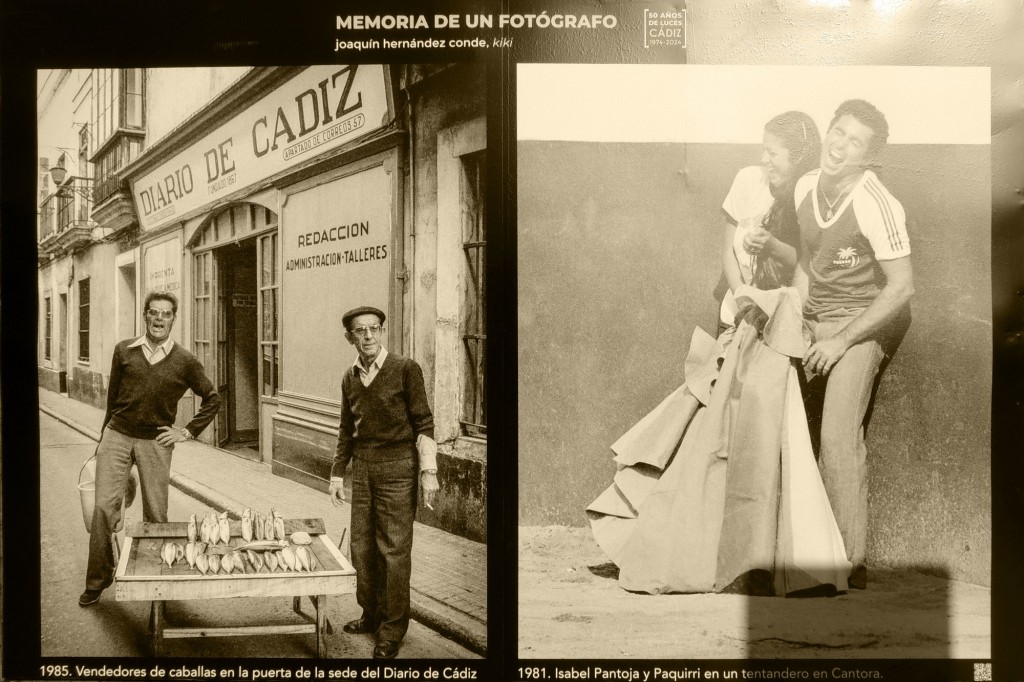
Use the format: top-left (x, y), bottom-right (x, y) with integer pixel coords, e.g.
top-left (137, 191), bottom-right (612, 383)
top-left (2, 1), bottom-right (1021, 681)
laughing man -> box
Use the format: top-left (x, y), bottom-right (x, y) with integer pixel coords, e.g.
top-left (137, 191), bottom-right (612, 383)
top-left (792, 99), bottom-right (914, 590)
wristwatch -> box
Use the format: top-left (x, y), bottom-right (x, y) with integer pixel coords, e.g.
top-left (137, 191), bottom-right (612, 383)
top-left (421, 469), bottom-right (437, 475)
top-left (180, 428), bottom-right (193, 440)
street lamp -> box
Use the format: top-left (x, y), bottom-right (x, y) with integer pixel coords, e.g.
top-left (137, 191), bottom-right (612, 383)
top-left (49, 163), bottom-right (93, 201)
top-left (49, 164), bottom-right (69, 185)
top-left (46, 123), bottom-right (93, 199)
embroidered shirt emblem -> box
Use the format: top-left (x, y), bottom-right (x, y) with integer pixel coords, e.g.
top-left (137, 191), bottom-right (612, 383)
top-left (832, 247), bottom-right (860, 269)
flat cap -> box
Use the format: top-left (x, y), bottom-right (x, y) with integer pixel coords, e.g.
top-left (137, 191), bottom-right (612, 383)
top-left (342, 305), bottom-right (386, 329)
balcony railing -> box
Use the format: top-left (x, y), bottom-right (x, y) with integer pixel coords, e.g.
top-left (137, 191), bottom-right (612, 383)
top-left (92, 133), bottom-right (144, 205)
top-left (38, 176), bottom-right (94, 250)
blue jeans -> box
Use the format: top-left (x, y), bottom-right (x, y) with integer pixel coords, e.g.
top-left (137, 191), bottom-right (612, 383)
top-left (349, 454), bottom-right (418, 643)
top-left (85, 428), bottom-right (173, 591)
top-left (804, 308), bottom-right (885, 570)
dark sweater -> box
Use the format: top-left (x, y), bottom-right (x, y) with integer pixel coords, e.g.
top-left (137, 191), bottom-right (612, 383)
top-left (103, 339), bottom-right (221, 440)
top-left (332, 352), bottom-right (435, 477)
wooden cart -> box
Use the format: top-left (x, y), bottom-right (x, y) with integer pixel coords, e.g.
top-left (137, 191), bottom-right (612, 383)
top-left (114, 518), bottom-right (355, 657)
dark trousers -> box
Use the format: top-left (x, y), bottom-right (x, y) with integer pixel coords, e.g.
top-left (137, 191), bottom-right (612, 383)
top-left (86, 428), bottom-right (173, 591)
top-left (350, 454), bottom-right (418, 643)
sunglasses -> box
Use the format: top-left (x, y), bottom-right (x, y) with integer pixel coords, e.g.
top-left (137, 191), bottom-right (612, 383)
top-left (145, 309), bottom-right (175, 320)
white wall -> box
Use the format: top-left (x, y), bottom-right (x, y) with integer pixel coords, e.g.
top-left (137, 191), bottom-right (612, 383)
top-left (37, 69), bottom-right (92, 197)
top-left (145, 67), bottom-right (252, 145)
top-left (518, 64), bottom-right (990, 145)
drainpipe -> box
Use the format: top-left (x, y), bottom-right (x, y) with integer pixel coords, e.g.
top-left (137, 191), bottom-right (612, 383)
top-left (405, 69), bottom-right (417, 360)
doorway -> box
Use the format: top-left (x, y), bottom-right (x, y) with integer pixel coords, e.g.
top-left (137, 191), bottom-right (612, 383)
top-left (216, 240), bottom-right (259, 457)
top-left (192, 203), bottom-right (279, 462)
top-left (58, 293), bottom-right (68, 394)
top-left (116, 261), bottom-right (137, 340)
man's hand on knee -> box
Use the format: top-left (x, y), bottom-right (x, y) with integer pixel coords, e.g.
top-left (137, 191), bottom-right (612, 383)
top-left (328, 478), bottom-right (346, 506)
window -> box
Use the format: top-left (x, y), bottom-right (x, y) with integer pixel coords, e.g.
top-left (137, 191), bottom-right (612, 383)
top-left (93, 69), bottom-right (116, 149)
top-left (123, 68), bottom-right (143, 129)
top-left (78, 126), bottom-right (89, 176)
top-left (44, 296), bottom-right (52, 360)
top-left (460, 151), bottom-right (486, 436)
top-left (193, 252), bottom-right (213, 372)
top-left (259, 231), bottom-right (279, 397)
top-left (78, 278), bottom-right (90, 361)
top-left (78, 126), bottom-right (90, 222)
top-left (90, 68), bottom-right (145, 204)
top-left (92, 68), bottom-right (145, 150)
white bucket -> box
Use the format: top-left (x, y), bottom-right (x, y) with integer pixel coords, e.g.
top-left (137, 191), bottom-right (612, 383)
top-left (77, 479), bottom-right (99, 532)
top-left (78, 457), bottom-right (97, 532)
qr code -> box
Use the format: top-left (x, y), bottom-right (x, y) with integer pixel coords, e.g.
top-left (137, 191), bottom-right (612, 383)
top-left (974, 662), bottom-right (992, 681)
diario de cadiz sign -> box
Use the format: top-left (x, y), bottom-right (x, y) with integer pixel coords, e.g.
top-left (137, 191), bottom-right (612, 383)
top-left (132, 65), bottom-right (388, 233)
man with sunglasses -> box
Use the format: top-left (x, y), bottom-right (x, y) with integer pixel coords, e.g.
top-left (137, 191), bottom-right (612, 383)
top-left (79, 291), bottom-right (221, 607)
top-left (328, 305), bottom-right (438, 659)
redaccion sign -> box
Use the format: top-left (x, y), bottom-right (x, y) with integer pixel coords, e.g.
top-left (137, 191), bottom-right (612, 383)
top-left (131, 65), bottom-right (388, 232)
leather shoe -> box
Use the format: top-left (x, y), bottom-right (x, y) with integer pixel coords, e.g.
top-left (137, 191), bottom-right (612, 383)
top-left (78, 588), bottom-right (104, 607)
top-left (343, 617), bottom-right (379, 635)
top-left (373, 640), bottom-right (400, 659)
top-left (848, 565), bottom-right (867, 590)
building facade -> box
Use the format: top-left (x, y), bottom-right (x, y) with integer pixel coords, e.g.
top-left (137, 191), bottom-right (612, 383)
top-left (37, 64), bottom-right (487, 541)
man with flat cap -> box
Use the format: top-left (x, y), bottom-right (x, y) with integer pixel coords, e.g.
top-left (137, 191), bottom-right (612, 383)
top-left (329, 305), bottom-right (439, 659)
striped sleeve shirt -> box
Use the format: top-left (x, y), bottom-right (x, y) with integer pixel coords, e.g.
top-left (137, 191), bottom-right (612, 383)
top-left (795, 169), bottom-right (911, 317)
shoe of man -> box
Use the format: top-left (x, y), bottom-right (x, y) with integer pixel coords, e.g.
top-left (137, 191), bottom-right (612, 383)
top-left (79, 578), bottom-right (113, 607)
top-left (373, 640), bottom-right (400, 659)
top-left (78, 588), bottom-right (104, 607)
top-left (343, 617), bottom-right (379, 635)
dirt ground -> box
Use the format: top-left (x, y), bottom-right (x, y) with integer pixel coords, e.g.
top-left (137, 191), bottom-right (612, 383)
top-left (518, 526), bottom-right (990, 660)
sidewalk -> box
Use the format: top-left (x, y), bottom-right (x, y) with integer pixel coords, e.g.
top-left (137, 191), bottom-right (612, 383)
top-left (39, 388), bottom-right (486, 656)
top-left (519, 527), bottom-right (991, 660)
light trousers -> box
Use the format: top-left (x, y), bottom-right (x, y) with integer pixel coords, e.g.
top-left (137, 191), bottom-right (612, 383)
top-left (805, 308), bottom-right (885, 570)
top-left (85, 428), bottom-right (173, 591)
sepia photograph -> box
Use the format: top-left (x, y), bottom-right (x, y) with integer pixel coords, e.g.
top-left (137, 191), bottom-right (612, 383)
top-left (518, 62), bottom-right (991, 663)
top-left (3, 0), bottom-right (1022, 680)
top-left (35, 64), bottom-right (487, 660)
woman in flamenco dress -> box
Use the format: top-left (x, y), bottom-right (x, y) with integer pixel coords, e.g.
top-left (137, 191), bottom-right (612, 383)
top-left (587, 111), bottom-right (852, 597)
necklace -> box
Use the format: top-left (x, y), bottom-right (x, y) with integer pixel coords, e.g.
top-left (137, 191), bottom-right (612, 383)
top-left (820, 183), bottom-right (850, 221)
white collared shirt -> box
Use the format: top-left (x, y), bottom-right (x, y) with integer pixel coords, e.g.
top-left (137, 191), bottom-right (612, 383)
top-left (353, 347), bottom-right (389, 386)
top-left (129, 336), bottom-right (175, 365)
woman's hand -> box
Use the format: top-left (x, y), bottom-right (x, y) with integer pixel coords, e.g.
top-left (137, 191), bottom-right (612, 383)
top-left (743, 227), bottom-right (772, 256)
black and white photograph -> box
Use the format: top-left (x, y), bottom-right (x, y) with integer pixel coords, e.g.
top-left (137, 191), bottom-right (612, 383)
top-left (3, 1), bottom-right (1023, 681)
top-left (35, 64), bottom-right (487, 660)
top-left (517, 35), bottom-right (993, 668)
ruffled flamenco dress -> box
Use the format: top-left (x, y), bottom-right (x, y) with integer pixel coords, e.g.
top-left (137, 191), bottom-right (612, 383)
top-left (586, 285), bottom-right (851, 596)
